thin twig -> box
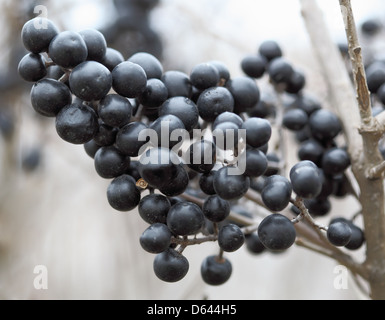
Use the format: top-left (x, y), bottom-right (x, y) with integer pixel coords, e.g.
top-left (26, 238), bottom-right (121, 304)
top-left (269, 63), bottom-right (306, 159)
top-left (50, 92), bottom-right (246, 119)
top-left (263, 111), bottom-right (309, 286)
top-left (368, 161), bottom-right (385, 180)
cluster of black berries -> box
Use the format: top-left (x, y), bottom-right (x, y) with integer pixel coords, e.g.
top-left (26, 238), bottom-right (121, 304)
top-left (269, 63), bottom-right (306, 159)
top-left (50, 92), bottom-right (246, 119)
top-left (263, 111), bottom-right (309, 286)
top-left (18, 16), bottom-right (365, 286)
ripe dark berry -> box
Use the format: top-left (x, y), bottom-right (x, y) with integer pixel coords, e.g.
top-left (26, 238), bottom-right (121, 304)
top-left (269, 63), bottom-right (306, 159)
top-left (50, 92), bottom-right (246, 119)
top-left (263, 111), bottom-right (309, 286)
top-left (153, 249), bottom-right (189, 283)
top-left (258, 40), bottom-right (283, 62)
top-left (218, 224), bottom-right (245, 252)
top-left (98, 94), bottom-right (132, 128)
top-left (245, 233), bottom-right (266, 255)
top-left (213, 112), bottom-right (243, 130)
top-left (139, 194), bottom-right (171, 224)
top-left (18, 53), bottom-right (47, 82)
top-left (331, 218), bottom-right (365, 251)
top-left (31, 79), bottom-right (72, 117)
top-left (69, 61), bottom-right (112, 101)
top-left (107, 174), bottom-right (140, 211)
top-left (283, 108), bottom-right (309, 131)
top-left (290, 161), bottom-right (322, 199)
top-left (139, 79), bottom-right (169, 109)
top-left (202, 195), bottom-right (230, 223)
top-left (49, 31), bottom-right (88, 69)
top-left (261, 175), bottom-right (292, 212)
top-left (190, 63), bottom-right (220, 90)
top-left (100, 48), bottom-right (125, 71)
top-left (322, 148), bottom-right (351, 176)
top-left (242, 117), bottom-right (272, 148)
top-left (327, 222), bottom-right (352, 247)
top-left (161, 70), bottom-right (192, 98)
top-left (226, 77), bottom-right (260, 113)
top-left (208, 61), bottom-right (231, 83)
top-left (309, 109), bottom-right (342, 142)
top-left (212, 121), bottom-right (240, 151)
top-left (187, 140), bottom-right (216, 174)
top-left (213, 166), bottom-right (250, 200)
top-left (304, 198), bottom-right (331, 217)
top-left (112, 61), bottom-right (147, 98)
top-left (241, 55), bottom-right (267, 79)
top-left (158, 165), bottom-right (189, 197)
top-left (84, 140), bottom-right (101, 159)
top-left (138, 147), bottom-right (181, 189)
top-left (116, 122), bottom-right (149, 157)
top-left (199, 171), bottom-right (217, 195)
top-left (94, 146), bottom-right (130, 179)
top-left (140, 223), bottom-right (172, 254)
top-left (79, 29), bottom-right (107, 62)
top-left (93, 123), bottom-right (118, 147)
top-left (197, 87), bottom-right (234, 122)
top-left (201, 256), bottom-right (232, 286)
top-left (286, 69), bottom-right (306, 94)
top-left (268, 57), bottom-right (294, 84)
top-left (244, 149), bottom-right (268, 177)
top-left (21, 18), bottom-right (59, 53)
top-left (128, 52), bottom-right (163, 79)
top-left (167, 201), bottom-right (204, 236)
top-left (258, 214), bottom-right (296, 251)
top-left (55, 104), bottom-right (98, 144)
top-left (150, 114), bottom-right (186, 149)
top-left (298, 139), bottom-right (324, 166)
top-left (159, 97), bottom-right (199, 132)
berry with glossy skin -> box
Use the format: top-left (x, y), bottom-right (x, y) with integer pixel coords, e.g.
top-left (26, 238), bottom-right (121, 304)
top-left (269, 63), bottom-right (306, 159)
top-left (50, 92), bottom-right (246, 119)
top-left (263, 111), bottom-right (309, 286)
top-left (158, 165), bottom-right (189, 197)
top-left (208, 61), bottom-right (231, 83)
top-left (84, 140), bottom-right (102, 159)
top-left (327, 221), bottom-right (352, 247)
top-left (107, 174), bottom-right (140, 211)
top-left (218, 224), bottom-right (245, 252)
top-left (304, 198), bottom-right (331, 217)
top-left (203, 195), bottom-right (230, 223)
top-left (116, 122), bottom-right (149, 157)
top-left (245, 149), bottom-right (268, 177)
top-left (258, 214), bottom-right (296, 251)
top-left (30, 79), bottom-right (72, 117)
top-left (167, 201), bottom-right (204, 236)
top-left (197, 87), bottom-right (234, 122)
top-left (112, 61), bottom-right (147, 98)
top-left (161, 70), bottom-right (192, 98)
top-left (55, 104), bottom-right (98, 144)
top-left (190, 63), bottom-right (220, 90)
top-left (241, 55), bottom-right (267, 79)
top-left (298, 139), bottom-right (324, 166)
top-left (139, 79), bottom-right (168, 109)
top-left (283, 108), bottom-right (308, 131)
top-left (199, 171), bottom-right (217, 195)
top-left (18, 53), bottom-right (47, 82)
top-left (226, 77), bottom-right (260, 113)
top-left (258, 40), bottom-right (283, 62)
top-left (213, 166), bottom-right (250, 200)
top-left (140, 223), bottom-right (172, 254)
top-left (309, 109), bottom-right (342, 142)
top-left (94, 146), bottom-right (130, 179)
top-left (98, 94), bottom-right (132, 128)
top-left (213, 112), bottom-right (243, 130)
top-left (139, 194), bottom-right (171, 224)
top-left (100, 48), bottom-right (125, 71)
top-left (286, 69), bottom-right (306, 94)
top-left (69, 61), bottom-right (112, 101)
top-left (290, 161), bottom-right (322, 199)
top-left (268, 57), bottom-right (294, 84)
top-left (247, 98), bottom-right (274, 119)
top-left (128, 52), bottom-right (163, 79)
top-left (331, 218), bottom-right (365, 250)
top-left (201, 256), bottom-right (232, 286)
top-left (93, 123), bottom-right (118, 146)
top-left (322, 148), bottom-right (351, 176)
top-left (138, 147), bottom-right (181, 189)
top-left (212, 121), bottom-right (240, 151)
top-left (187, 140), bottom-right (216, 174)
top-left (79, 29), bottom-right (107, 61)
top-left (150, 114), bottom-right (186, 149)
top-left (261, 175), bottom-right (292, 212)
top-left (245, 233), bottom-right (266, 255)
top-left (159, 97), bottom-right (199, 132)
top-left (49, 31), bottom-right (88, 69)
top-left (153, 249), bottom-right (189, 283)
top-left (21, 18), bottom-right (59, 53)
top-left (242, 117), bottom-right (272, 148)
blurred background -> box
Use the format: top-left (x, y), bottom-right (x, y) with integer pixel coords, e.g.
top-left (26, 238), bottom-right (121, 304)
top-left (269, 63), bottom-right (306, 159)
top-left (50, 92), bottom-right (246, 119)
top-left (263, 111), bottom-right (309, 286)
top-left (0, 0), bottom-right (384, 300)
